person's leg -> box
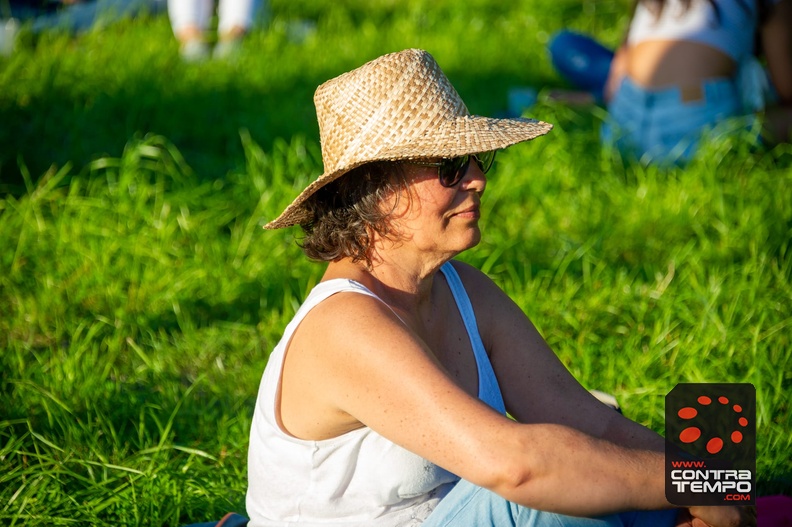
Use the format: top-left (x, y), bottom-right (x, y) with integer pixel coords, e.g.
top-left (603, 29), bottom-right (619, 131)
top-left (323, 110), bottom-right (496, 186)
top-left (25, 0), bottom-right (166, 34)
top-left (216, 0), bottom-right (260, 38)
top-left (29, 1), bottom-right (100, 33)
top-left (1, 17), bottom-right (19, 56)
top-left (422, 479), bottom-right (675, 527)
top-left (214, 0), bottom-right (261, 57)
top-left (167, 0), bottom-right (213, 60)
top-left (168, 0), bottom-right (213, 34)
top-left (91, 0), bottom-right (167, 25)
top-left (618, 509), bottom-right (678, 527)
top-left (547, 30), bottom-right (614, 103)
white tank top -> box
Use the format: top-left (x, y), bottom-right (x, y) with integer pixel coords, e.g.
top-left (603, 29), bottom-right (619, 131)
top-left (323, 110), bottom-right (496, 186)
top-left (246, 262), bottom-right (505, 526)
top-left (626, 0), bottom-right (777, 62)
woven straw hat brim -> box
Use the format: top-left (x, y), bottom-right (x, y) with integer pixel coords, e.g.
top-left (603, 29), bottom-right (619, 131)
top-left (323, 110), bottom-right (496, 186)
top-left (264, 115), bottom-right (552, 229)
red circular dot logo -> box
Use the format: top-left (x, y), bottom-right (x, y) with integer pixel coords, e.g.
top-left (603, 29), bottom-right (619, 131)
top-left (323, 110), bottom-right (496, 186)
top-left (676, 394), bottom-right (749, 455)
top-left (678, 407), bottom-right (698, 419)
top-left (680, 427), bottom-right (702, 443)
top-left (707, 437), bottom-right (724, 454)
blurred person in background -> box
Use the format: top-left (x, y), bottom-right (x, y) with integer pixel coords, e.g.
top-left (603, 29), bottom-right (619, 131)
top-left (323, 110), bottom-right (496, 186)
top-left (548, 0), bottom-right (792, 165)
top-left (0, 0), bottom-right (165, 55)
top-left (167, 0), bottom-right (264, 61)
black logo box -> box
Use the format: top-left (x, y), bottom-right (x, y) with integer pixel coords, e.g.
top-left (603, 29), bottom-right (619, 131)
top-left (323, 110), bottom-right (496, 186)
top-left (665, 383), bottom-right (756, 506)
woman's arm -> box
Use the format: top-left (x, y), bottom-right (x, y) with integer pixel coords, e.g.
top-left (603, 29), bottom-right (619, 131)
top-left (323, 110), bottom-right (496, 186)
top-left (457, 260), bottom-right (662, 450)
top-left (761, 0), bottom-right (792, 143)
top-left (454, 261), bottom-right (746, 526)
top-left (289, 290), bottom-right (673, 517)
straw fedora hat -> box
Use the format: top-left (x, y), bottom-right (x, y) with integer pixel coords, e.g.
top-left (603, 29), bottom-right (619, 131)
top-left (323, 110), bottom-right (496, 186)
top-left (265, 48), bottom-right (553, 229)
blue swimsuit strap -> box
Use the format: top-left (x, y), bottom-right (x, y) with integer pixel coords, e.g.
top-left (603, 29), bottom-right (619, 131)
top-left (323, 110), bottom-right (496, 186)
top-left (440, 262), bottom-right (506, 415)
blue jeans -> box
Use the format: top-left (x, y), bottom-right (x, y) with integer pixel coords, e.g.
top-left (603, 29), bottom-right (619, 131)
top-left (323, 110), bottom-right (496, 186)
top-left (601, 76), bottom-right (754, 166)
top-left (422, 479), bottom-right (678, 527)
top-left (26, 0), bottom-right (167, 34)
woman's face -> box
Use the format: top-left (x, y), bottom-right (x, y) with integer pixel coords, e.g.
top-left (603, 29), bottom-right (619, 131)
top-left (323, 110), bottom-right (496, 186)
top-left (381, 157), bottom-right (488, 259)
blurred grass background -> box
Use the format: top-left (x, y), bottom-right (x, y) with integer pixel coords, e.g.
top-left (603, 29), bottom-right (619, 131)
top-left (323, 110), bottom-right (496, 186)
top-left (1, 0), bottom-right (790, 524)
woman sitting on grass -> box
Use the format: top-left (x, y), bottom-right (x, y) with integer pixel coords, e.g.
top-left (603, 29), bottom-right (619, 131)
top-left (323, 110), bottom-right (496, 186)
top-left (245, 49), bottom-right (752, 527)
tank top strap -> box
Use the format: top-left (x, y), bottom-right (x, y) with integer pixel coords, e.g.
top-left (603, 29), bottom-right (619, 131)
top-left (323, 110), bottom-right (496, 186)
top-left (439, 262), bottom-right (507, 415)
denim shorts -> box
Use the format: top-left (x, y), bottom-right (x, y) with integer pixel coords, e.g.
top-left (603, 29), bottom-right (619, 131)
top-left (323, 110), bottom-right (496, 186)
top-left (601, 76), bottom-right (754, 165)
top-left (422, 479), bottom-right (678, 527)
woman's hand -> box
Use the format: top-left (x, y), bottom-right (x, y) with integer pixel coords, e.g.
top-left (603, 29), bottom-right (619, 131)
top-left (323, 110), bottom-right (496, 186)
top-left (678, 505), bottom-right (756, 527)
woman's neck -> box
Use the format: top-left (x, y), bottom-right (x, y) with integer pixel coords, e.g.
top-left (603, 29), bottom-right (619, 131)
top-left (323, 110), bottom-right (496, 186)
top-left (323, 255), bottom-right (448, 315)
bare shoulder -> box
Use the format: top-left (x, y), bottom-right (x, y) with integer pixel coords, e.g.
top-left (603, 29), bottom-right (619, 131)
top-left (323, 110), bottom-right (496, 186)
top-left (280, 289), bottom-right (418, 440)
top-left (447, 260), bottom-right (527, 331)
top-left (287, 288), bottom-right (423, 388)
top-left (297, 289), bottom-right (408, 352)
top-left (447, 260), bottom-right (508, 302)
top-left (448, 259), bottom-right (494, 283)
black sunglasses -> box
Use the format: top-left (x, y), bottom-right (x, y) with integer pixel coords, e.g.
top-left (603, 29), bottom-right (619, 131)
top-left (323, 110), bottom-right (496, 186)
top-left (412, 151), bottom-right (497, 188)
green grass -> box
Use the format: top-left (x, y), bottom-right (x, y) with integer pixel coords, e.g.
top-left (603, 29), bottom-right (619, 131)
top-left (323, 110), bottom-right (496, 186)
top-left (1, 1), bottom-right (790, 524)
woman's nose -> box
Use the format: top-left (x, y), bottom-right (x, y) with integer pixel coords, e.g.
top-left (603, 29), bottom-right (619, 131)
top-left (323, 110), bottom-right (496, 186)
top-left (460, 159), bottom-right (487, 194)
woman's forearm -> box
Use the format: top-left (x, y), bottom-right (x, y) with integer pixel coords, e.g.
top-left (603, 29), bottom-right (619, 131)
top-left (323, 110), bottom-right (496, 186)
top-left (492, 423), bottom-right (668, 516)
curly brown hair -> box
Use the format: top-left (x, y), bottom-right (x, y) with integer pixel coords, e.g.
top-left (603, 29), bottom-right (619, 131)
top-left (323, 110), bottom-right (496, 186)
top-left (299, 161), bottom-right (409, 266)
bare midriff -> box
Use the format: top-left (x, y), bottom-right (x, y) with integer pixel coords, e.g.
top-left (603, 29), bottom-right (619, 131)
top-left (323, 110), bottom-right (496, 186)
top-left (625, 40), bottom-right (737, 100)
